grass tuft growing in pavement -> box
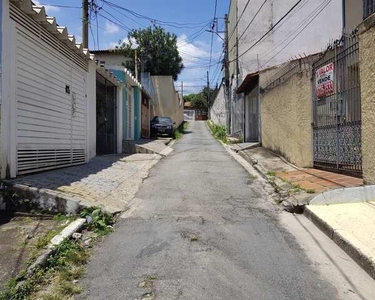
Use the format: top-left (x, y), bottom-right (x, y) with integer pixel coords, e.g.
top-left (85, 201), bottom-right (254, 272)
top-left (80, 207), bottom-right (114, 236)
top-left (174, 121), bottom-right (189, 139)
top-left (206, 121), bottom-right (227, 143)
top-left (0, 207), bottom-right (115, 300)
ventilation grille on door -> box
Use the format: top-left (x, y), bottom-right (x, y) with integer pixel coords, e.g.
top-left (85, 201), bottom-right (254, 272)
top-left (17, 149), bottom-right (86, 175)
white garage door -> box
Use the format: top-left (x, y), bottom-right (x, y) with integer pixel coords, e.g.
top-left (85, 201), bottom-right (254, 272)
top-left (14, 21), bottom-right (87, 175)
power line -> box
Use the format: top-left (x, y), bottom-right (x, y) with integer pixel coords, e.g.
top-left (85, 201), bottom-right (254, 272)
top-left (100, 0), bottom-right (148, 29)
top-left (210, 50), bottom-right (224, 85)
top-left (260, 0), bottom-right (331, 68)
top-left (177, 23), bottom-right (211, 47)
top-left (89, 22), bottom-right (96, 50)
top-left (230, 0), bottom-right (304, 63)
top-left (100, 0), bottom-right (213, 29)
top-left (229, 0), bottom-right (268, 53)
top-left (99, 9), bottom-right (132, 32)
top-left (228, 0), bottom-right (252, 41)
top-left (230, 0), bottom-right (310, 61)
top-left (208, 0), bottom-right (218, 78)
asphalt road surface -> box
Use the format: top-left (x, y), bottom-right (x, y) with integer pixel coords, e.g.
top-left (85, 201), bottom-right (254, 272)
top-left (79, 121), bottom-right (370, 300)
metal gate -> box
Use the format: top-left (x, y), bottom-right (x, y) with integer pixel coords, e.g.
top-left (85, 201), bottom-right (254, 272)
top-left (312, 32), bottom-right (362, 177)
top-left (244, 88), bottom-right (259, 142)
top-left (96, 73), bottom-right (117, 155)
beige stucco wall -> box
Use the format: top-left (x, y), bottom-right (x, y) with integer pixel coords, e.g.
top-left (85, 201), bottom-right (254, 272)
top-left (261, 70), bottom-right (313, 167)
top-left (359, 25), bottom-right (375, 184)
top-left (151, 76), bottom-right (184, 126)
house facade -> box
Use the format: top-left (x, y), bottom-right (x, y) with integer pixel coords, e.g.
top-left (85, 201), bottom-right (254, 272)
top-left (222, 0), bottom-right (343, 140)
top-left (218, 0), bottom-right (375, 182)
top-left (0, 0), bottom-right (129, 179)
top-left (1, 0), bottom-right (98, 178)
top-left (91, 50), bottom-right (146, 142)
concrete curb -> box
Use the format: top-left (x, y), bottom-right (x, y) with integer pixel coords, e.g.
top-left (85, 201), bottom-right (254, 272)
top-left (230, 143), bottom-right (260, 153)
top-left (2, 182), bottom-right (85, 214)
top-left (304, 206), bottom-right (375, 280)
top-left (309, 185), bottom-right (375, 205)
top-left (235, 147), bottom-right (312, 206)
top-left (27, 218), bottom-right (86, 275)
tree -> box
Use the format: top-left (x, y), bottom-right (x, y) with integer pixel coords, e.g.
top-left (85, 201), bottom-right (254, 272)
top-left (183, 87), bottom-right (219, 110)
top-left (117, 25), bottom-right (184, 80)
top-left (183, 94), bottom-right (196, 103)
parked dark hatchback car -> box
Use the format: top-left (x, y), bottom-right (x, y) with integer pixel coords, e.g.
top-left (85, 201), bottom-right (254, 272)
top-left (150, 116), bottom-right (175, 137)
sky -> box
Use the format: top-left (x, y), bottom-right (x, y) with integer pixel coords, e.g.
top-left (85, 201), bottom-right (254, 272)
top-left (34, 0), bottom-right (229, 95)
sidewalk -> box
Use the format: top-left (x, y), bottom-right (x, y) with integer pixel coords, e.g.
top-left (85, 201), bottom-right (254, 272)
top-left (235, 146), bottom-right (363, 204)
top-left (305, 201), bottom-right (375, 279)
top-left (230, 145), bottom-right (374, 280)
top-left (4, 153), bottom-right (162, 214)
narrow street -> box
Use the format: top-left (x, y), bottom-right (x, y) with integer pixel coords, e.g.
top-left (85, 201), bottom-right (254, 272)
top-left (79, 121), bottom-right (360, 300)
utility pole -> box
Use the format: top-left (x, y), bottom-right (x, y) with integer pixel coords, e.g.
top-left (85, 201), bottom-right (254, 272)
top-left (135, 49), bottom-right (139, 81)
top-left (82, 0), bottom-right (89, 49)
top-left (181, 81), bottom-right (184, 99)
top-left (224, 14), bottom-right (231, 133)
top-left (207, 71), bottom-right (210, 111)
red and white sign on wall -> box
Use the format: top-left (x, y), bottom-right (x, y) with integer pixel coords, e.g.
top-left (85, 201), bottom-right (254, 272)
top-left (316, 63), bottom-right (334, 98)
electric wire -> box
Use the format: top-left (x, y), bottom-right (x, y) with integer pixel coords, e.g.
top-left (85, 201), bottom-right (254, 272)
top-left (229, 0), bottom-right (268, 53)
top-left (260, 0), bottom-right (332, 68)
top-left (229, 0), bottom-right (304, 63)
top-left (208, 0), bottom-right (218, 77)
top-left (228, 0), bottom-right (252, 42)
top-left (101, 0), bottom-right (213, 29)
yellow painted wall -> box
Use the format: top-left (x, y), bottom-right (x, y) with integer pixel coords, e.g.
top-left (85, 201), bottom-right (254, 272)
top-left (261, 70), bottom-right (313, 167)
top-left (359, 26), bottom-right (375, 184)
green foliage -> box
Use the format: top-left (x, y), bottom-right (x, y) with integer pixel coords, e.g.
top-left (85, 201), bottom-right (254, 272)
top-left (183, 94), bottom-right (195, 103)
top-left (0, 209), bottom-right (114, 300)
top-left (306, 189), bottom-right (316, 194)
top-left (48, 240), bottom-right (88, 268)
top-left (80, 207), bottom-right (114, 235)
top-left (174, 121), bottom-right (189, 139)
top-left (207, 121), bottom-right (227, 143)
top-left (267, 171), bottom-right (276, 177)
top-left (0, 239), bottom-right (88, 300)
top-left (117, 25), bottom-right (184, 80)
top-left (52, 214), bottom-right (71, 221)
top-left (183, 87), bottom-right (219, 110)
top-left (35, 230), bottom-right (59, 250)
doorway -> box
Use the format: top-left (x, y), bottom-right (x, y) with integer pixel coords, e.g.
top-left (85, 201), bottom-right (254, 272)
top-left (96, 73), bottom-right (117, 155)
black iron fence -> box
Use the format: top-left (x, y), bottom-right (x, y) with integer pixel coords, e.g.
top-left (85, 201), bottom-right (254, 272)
top-left (364, 0), bottom-right (375, 19)
top-left (312, 32), bottom-right (362, 177)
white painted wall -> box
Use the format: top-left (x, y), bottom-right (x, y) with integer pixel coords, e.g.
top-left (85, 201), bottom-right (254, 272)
top-left (93, 52), bottom-right (132, 69)
top-left (0, 0), bottom-right (12, 179)
top-left (230, 0), bottom-right (343, 81)
top-left (1, 1), bottom-right (95, 178)
top-left (87, 60), bottom-right (97, 161)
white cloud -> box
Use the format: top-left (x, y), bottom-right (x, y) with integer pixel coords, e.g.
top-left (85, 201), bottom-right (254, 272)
top-left (33, 1), bottom-right (60, 14)
top-left (104, 21), bottom-right (120, 35)
top-left (178, 34), bottom-right (211, 67)
top-left (106, 37), bottom-right (139, 50)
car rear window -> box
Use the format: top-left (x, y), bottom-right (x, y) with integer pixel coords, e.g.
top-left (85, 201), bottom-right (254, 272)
top-left (152, 117), bottom-right (172, 123)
